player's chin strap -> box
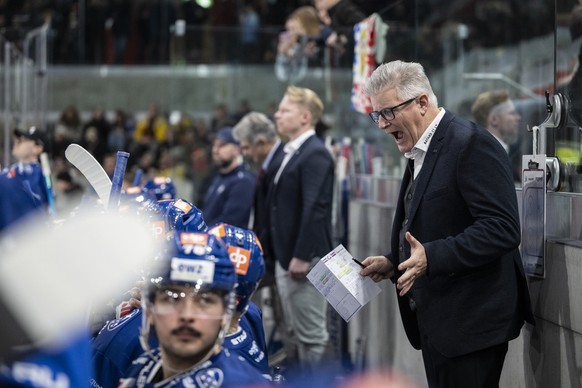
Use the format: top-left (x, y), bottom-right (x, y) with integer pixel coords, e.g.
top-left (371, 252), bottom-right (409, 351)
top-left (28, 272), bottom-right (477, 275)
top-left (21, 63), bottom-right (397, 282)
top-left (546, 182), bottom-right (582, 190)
top-left (138, 320), bottom-right (153, 358)
top-left (139, 320), bottom-right (234, 376)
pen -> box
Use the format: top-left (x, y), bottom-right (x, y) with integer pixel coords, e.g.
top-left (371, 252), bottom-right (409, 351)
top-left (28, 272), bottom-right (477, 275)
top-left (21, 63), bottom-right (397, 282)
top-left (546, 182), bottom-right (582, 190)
top-left (352, 258), bottom-right (365, 268)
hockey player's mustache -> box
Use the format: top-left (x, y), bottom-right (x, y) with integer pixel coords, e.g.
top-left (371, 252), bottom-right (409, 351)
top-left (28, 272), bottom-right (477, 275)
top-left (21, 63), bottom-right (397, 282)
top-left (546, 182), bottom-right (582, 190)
top-left (172, 326), bottom-right (201, 337)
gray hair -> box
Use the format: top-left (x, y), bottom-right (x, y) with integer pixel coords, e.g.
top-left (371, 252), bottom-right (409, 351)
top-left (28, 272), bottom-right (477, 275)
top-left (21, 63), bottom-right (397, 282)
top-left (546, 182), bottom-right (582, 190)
top-left (232, 112), bottom-right (278, 144)
top-left (365, 61), bottom-right (438, 107)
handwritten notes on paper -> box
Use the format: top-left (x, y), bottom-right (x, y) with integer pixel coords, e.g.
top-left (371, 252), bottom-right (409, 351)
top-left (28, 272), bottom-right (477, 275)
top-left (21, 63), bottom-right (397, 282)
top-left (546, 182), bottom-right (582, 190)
top-left (307, 244), bottom-right (382, 322)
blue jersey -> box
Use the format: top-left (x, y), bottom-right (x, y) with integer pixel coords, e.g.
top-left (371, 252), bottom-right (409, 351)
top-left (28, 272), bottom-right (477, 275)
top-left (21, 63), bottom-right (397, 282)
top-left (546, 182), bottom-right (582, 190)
top-left (119, 348), bottom-right (270, 387)
top-left (202, 164), bottom-right (255, 228)
top-left (1, 163), bottom-right (48, 205)
top-left (0, 164), bottom-right (48, 232)
top-left (91, 308), bottom-right (158, 388)
top-left (0, 334), bottom-right (92, 388)
top-left (223, 302), bottom-right (268, 375)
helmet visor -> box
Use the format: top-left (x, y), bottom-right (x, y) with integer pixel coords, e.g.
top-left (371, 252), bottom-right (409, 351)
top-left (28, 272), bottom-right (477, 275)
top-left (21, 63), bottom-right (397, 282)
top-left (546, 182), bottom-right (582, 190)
top-left (149, 286), bottom-right (232, 320)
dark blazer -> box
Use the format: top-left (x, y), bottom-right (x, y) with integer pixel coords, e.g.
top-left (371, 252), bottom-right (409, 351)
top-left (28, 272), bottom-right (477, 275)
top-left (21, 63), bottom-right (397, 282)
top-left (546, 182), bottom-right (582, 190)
top-left (267, 135), bottom-right (334, 270)
top-left (255, 142), bottom-right (285, 278)
top-left (254, 141), bottom-right (285, 242)
top-left (391, 110), bottom-right (535, 358)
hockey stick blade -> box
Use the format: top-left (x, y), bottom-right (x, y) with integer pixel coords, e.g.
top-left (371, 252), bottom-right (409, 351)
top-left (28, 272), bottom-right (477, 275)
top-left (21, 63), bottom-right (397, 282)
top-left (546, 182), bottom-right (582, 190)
top-left (0, 210), bottom-right (161, 357)
top-left (65, 144), bottom-right (112, 207)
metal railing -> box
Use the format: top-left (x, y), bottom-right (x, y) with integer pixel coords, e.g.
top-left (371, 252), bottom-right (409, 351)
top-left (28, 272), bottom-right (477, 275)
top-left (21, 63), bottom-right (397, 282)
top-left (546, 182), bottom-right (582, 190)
top-left (1, 22), bottom-right (49, 167)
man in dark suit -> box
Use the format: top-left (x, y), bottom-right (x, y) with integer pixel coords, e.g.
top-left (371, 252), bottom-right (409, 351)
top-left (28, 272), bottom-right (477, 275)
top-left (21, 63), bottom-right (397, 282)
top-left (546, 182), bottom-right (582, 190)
top-left (266, 86), bottom-right (335, 372)
top-left (232, 111), bottom-right (285, 285)
top-left (359, 61), bottom-right (534, 388)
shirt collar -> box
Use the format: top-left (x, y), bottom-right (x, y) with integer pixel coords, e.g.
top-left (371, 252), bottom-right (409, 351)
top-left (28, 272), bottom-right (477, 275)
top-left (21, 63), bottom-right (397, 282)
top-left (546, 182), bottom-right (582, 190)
top-left (285, 129), bottom-right (315, 154)
top-left (491, 133), bottom-right (509, 153)
top-left (262, 138), bottom-right (282, 170)
top-left (405, 108), bottom-right (445, 160)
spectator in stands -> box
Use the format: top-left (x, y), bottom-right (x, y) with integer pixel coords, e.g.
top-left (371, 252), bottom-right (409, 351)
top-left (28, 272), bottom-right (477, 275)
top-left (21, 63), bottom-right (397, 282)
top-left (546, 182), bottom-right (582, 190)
top-left (232, 99), bottom-right (253, 124)
top-left (103, 153), bottom-right (117, 179)
top-left (210, 103), bottom-right (234, 133)
top-left (81, 107), bottom-right (111, 164)
top-left (239, 1), bottom-right (261, 63)
top-left (179, 0), bottom-right (209, 61)
top-left (136, 0), bottom-right (177, 63)
top-left (275, 5), bottom-right (322, 85)
top-left (313, 0), bottom-right (366, 58)
top-left (209, 0), bottom-right (238, 62)
top-left (129, 102), bottom-right (169, 170)
top-left (107, 0), bottom-right (132, 64)
top-left (108, 109), bottom-right (133, 153)
top-left (53, 105), bottom-right (82, 159)
top-left (188, 118), bottom-right (214, 205)
top-left (54, 170), bottom-right (84, 215)
top-left (85, 0), bottom-right (108, 63)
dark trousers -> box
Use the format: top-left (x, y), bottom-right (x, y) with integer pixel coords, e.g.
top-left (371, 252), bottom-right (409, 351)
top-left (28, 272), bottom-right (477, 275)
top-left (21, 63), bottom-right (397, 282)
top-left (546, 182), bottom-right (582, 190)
top-left (421, 335), bottom-right (508, 388)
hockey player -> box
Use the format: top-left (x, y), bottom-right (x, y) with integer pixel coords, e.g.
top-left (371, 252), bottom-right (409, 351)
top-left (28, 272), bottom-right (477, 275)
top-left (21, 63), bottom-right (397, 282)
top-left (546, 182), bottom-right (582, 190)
top-left (116, 198), bottom-right (208, 314)
top-left (119, 185), bottom-right (158, 213)
top-left (91, 306), bottom-right (154, 388)
top-left (0, 335), bottom-right (93, 388)
top-left (119, 231), bottom-right (269, 387)
top-left (149, 198), bottom-right (208, 236)
top-left (208, 223), bottom-right (268, 375)
top-left (142, 176), bottom-right (177, 200)
top-left (0, 127), bottom-right (49, 231)
top-left (90, 199), bottom-right (208, 388)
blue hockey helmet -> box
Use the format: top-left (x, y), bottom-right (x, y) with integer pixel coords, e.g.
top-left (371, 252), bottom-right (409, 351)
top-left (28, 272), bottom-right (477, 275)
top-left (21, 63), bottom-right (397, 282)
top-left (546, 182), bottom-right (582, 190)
top-left (119, 185), bottom-right (157, 214)
top-left (142, 176), bottom-right (176, 200)
top-left (147, 198), bottom-right (208, 236)
top-left (141, 231), bottom-right (237, 353)
top-left (147, 231), bottom-right (237, 298)
top-left (208, 223), bottom-right (265, 312)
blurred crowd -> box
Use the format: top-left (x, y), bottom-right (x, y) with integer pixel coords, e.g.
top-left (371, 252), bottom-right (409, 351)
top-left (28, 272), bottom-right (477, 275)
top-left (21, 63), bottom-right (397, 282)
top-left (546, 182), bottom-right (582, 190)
top-left (40, 99), bottom-right (268, 213)
top-left (0, 0), bottom-right (564, 69)
top-left (0, 0), bottom-right (388, 65)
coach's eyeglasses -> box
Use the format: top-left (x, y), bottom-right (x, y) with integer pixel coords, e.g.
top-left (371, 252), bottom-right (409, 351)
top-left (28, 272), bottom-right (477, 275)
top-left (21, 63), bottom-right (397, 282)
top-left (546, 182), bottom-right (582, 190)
top-left (369, 96), bottom-right (418, 124)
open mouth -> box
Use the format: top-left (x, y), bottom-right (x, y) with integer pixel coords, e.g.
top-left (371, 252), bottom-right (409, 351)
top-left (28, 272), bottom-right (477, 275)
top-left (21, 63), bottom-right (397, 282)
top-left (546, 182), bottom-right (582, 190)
top-left (391, 131), bottom-right (404, 141)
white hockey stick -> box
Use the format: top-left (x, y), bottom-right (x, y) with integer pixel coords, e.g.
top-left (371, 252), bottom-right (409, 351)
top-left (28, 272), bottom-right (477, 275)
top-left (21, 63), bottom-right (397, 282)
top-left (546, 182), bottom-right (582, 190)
top-left (0, 210), bottom-right (160, 357)
top-left (65, 144), bottom-right (112, 207)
